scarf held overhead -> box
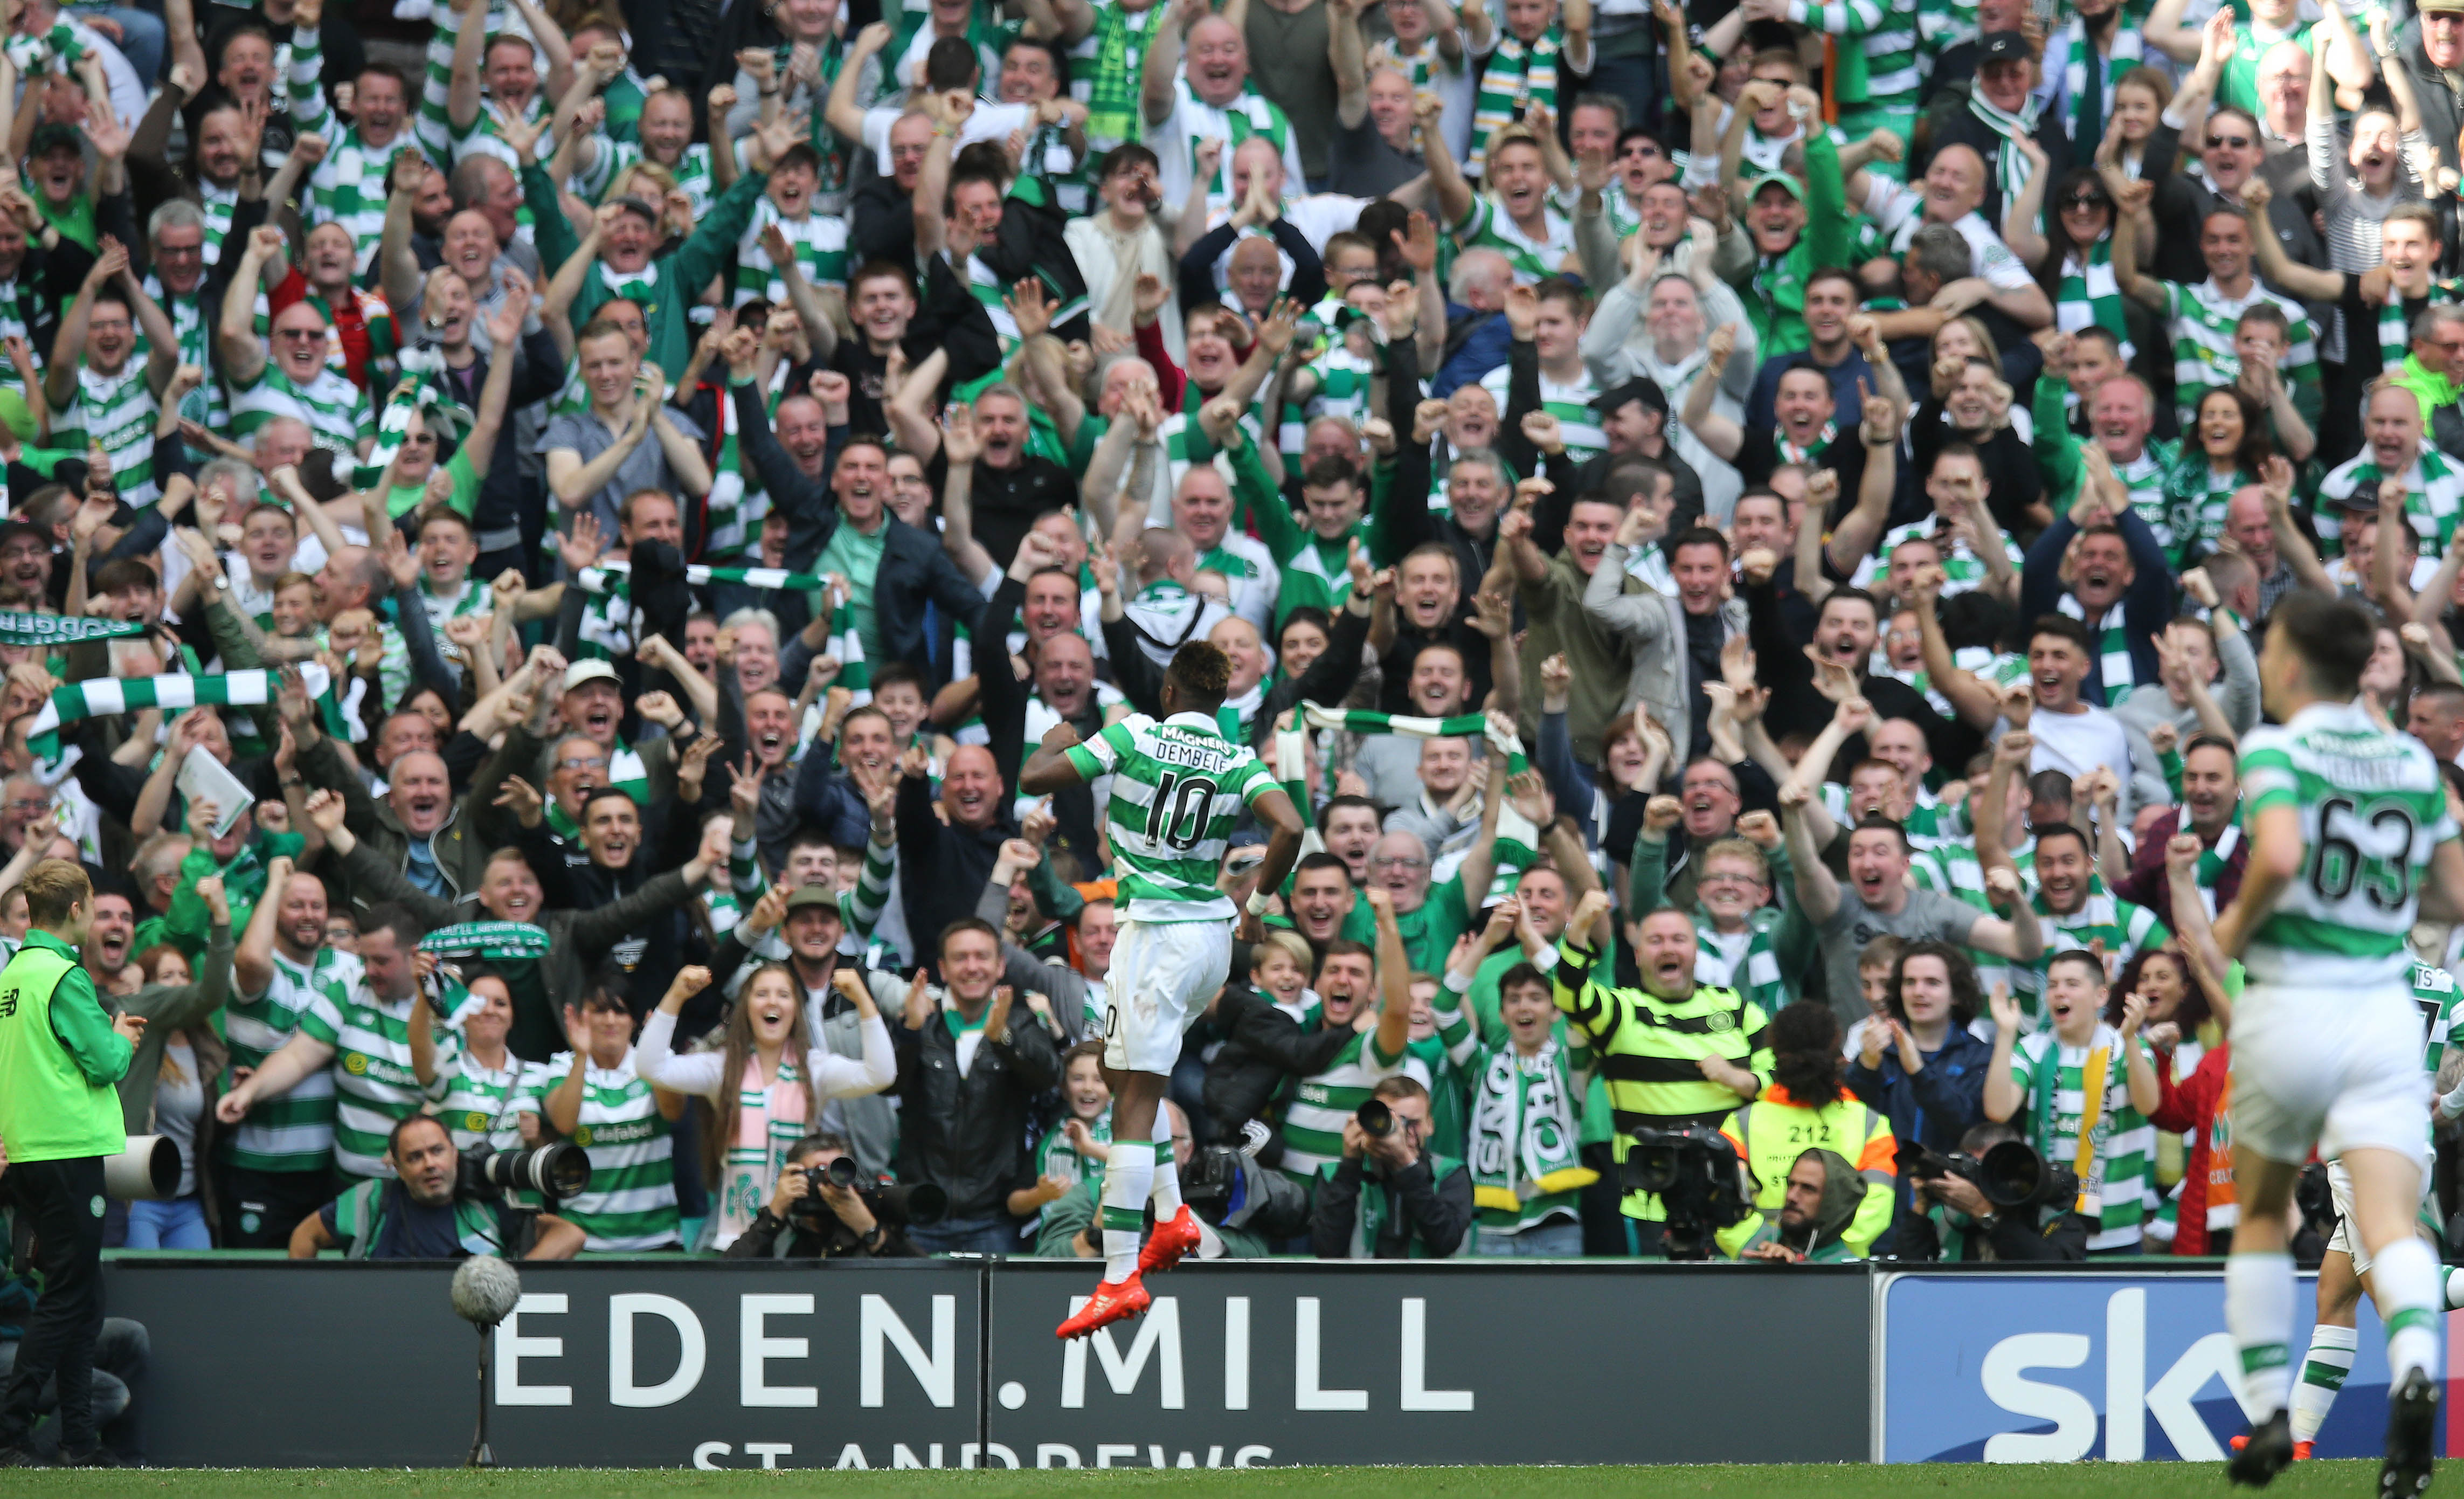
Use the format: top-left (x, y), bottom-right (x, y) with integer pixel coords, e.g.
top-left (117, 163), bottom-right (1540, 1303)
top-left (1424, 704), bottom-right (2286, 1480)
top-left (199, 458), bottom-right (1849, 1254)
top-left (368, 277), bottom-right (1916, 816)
top-left (27, 666), bottom-right (343, 758)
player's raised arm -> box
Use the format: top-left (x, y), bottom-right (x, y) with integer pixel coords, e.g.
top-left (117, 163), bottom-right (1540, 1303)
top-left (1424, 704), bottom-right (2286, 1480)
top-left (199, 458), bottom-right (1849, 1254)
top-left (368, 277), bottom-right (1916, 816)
top-left (1020, 719), bottom-right (1101, 796)
top-left (1240, 780), bottom-right (1307, 941)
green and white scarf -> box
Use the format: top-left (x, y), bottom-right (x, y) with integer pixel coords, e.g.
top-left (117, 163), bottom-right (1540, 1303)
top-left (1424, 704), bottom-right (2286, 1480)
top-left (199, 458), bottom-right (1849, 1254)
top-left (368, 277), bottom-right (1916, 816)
top-left (27, 665), bottom-right (342, 757)
top-left (418, 920), bottom-right (553, 958)
top-left (2062, 22), bottom-right (2141, 146)
top-left (0, 613), bottom-right (143, 646)
top-left (575, 560), bottom-right (833, 595)
top-left (2057, 238), bottom-right (2131, 358)
top-left (2055, 595), bottom-right (2134, 704)
top-left (354, 348), bottom-right (472, 489)
top-left (4, 22), bottom-right (86, 75)
top-left (1967, 90), bottom-right (2044, 205)
top-left (1466, 1035), bottom-right (1589, 1223)
top-left (1278, 706), bottom-right (1540, 901)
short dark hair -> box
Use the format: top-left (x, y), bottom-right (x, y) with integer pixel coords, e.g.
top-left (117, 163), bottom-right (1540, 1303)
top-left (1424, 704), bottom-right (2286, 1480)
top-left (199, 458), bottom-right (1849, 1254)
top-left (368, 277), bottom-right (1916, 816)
top-left (2031, 821), bottom-right (2091, 862)
top-left (2028, 769), bottom-right (2074, 806)
top-left (869, 660), bottom-right (925, 696)
top-left (580, 786), bottom-right (640, 824)
top-left (2029, 614), bottom-right (2095, 655)
top-left (1849, 813), bottom-right (1909, 852)
top-left (1820, 585), bottom-right (1879, 622)
top-left (2268, 591), bottom-right (2377, 699)
top-left (2046, 949), bottom-right (2110, 988)
top-left (1497, 961), bottom-right (1549, 999)
top-left (1669, 526), bottom-right (1729, 561)
top-left (1167, 640), bottom-right (1232, 708)
top-left (388, 1111), bottom-right (452, 1158)
top-left (850, 260), bottom-right (914, 298)
top-left (358, 902), bottom-right (425, 952)
top-left (1314, 796), bottom-right (1380, 836)
top-left (924, 33), bottom-right (981, 91)
top-left (1293, 851), bottom-right (1354, 886)
top-left (938, 916), bottom-right (1001, 958)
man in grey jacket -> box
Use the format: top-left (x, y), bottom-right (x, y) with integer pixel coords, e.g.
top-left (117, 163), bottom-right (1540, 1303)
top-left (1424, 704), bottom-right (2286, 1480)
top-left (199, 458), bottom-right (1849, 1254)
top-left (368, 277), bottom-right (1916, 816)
top-left (1582, 514), bottom-right (1747, 766)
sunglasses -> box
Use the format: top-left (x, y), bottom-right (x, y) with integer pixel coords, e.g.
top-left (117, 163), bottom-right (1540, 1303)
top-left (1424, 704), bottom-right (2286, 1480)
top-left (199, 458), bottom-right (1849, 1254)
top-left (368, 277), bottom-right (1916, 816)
top-left (2208, 134), bottom-right (2253, 150)
top-left (2060, 194), bottom-right (2109, 209)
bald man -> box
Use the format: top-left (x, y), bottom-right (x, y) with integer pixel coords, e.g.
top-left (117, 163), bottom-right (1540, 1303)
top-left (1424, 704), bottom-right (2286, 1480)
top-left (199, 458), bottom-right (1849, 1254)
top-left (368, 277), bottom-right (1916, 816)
top-left (896, 742), bottom-right (1020, 960)
top-left (1142, 10), bottom-right (1310, 215)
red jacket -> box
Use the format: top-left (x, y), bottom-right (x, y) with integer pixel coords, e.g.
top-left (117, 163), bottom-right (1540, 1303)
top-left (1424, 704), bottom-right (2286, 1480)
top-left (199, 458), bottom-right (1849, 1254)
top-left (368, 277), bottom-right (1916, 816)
top-left (2150, 1042), bottom-right (2234, 1255)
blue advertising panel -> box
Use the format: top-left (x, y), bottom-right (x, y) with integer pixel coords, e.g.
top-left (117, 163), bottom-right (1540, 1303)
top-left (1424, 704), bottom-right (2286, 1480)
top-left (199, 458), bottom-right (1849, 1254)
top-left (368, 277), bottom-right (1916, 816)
top-left (1878, 1271), bottom-right (2405, 1463)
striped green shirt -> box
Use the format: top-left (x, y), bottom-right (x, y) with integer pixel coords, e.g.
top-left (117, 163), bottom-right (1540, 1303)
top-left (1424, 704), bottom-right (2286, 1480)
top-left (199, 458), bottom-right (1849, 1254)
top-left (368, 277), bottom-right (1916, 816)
top-left (1787, 0), bottom-right (1919, 108)
top-left (2314, 447), bottom-right (2464, 559)
top-left (1279, 1019), bottom-right (1418, 1179)
top-left (1064, 711), bottom-right (1278, 922)
top-left (2057, 239), bottom-right (2132, 359)
top-left (2009, 889), bottom-right (2169, 1022)
top-left (223, 947), bottom-right (361, 1173)
top-left (288, 25), bottom-right (408, 275)
top-left (230, 361), bottom-right (375, 455)
top-left (2238, 698), bottom-right (2456, 986)
top-left (578, 139), bottom-right (718, 220)
top-left (1451, 194), bottom-right (1575, 285)
top-left (732, 197), bottom-right (850, 305)
top-left (2160, 277), bottom-right (2320, 429)
top-left (52, 361), bottom-right (158, 506)
top-left (2009, 1023), bottom-right (2156, 1251)
top-left (297, 987), bottom-right (434, 1180)
top-left (1479, 362), bottom-right (1605, 466)
top-left (1853, 519), bottom-right (2023, 594)
top-left (520, 1049), bottom-right (680, 1251)
top-left (2157, 448), bottom-right (2243, 565)
top-left (426, 1046), bottom-right (539, 1152)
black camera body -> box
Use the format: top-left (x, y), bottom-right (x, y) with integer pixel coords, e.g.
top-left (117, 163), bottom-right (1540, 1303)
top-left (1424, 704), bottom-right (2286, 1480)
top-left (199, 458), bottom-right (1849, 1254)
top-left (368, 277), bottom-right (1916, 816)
top-left (1905, 1139), bottom-right (2079, 1214)
top-left (1621, 1125), bottom-right (1752, 1259)
top-left (1183, 1144), bottom-right (1311, 1240)
top-left (793, 1158), bottom-right (948, 1229)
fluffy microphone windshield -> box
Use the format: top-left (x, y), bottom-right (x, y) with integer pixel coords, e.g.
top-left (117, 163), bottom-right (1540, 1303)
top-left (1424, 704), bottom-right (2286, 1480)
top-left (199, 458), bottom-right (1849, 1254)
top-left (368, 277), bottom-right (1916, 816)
top-left (451, 1254), bottom-right (523, 1327)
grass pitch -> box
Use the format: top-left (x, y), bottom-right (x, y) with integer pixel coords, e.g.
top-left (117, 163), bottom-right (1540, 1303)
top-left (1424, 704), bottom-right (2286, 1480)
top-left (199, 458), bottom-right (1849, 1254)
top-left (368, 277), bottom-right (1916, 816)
top-left (0, 1461), bottom-right (2425, 1499)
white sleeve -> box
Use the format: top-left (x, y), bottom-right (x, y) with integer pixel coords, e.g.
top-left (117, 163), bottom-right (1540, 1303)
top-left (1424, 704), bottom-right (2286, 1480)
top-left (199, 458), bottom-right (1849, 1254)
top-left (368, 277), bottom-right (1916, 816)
top-left (1973, 226), bottom-right (2037, 291)
top-left (632, 1008), bottom-right (728, 1099)
top-left (862, 107), bottom-right (898, 174)
top-left (1864, 176), bottom-right (1920, 237)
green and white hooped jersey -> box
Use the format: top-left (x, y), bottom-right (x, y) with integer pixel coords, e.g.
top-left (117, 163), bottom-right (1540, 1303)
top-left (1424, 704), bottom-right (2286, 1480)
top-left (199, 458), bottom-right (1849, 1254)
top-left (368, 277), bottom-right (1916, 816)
top-left (1283, 344), bottom-right (1375, 456)
top-left (288, 26), bottom-right (402, 275)
top-left (732, 198), bottom-right (851, 305)
top-left (1160, 78), bottom-right (1298, 215)
top-left (52, 361), bottom-right (160, 506)
top-left (2239, 699), bottom-right (2458, 987)
top-left (1479, 362), bottom-right (1605, 467)
top-left (578, 139), bottom-right (718, 220)
top-left (138, 279), bottom-right (221, 427)
top-left (427, 1045), bottom-right (539, 1152)
top-left (2417, 961), bottom-right (2460, 1079)
top-left (1451, 195), bottom-right (1575, 285)
top-left (1063, 710), bottom-right (1279, 923)
top-left (521, 1049), bottom-right (680, 1251)
top-left (223, 946), bottom-right (364, 1173)
top-left (2314, 447), bottom-right (2464, 560)
top-left (297, 987), bottom-right (451, 1180)
top-left (1785, 0), bottom-right (1919, 108)
top-left (2010, 889), bottom-right (2169, 1013)
top-left (230, 362), bottom-right (376, 455)
top-left (1469, 30), bottom-right (1560, 177)
top-left (1853, 519), bottom-right (2023, 593)
top-left (2161, 277), bottom-right (2320, 427)
top-left (0, 275), bottom-right (39, 399)
top-left (2009, 1023), bottom-right (2156, 1251)
top-left (1279, 1024), bottom-right (1422, 1180)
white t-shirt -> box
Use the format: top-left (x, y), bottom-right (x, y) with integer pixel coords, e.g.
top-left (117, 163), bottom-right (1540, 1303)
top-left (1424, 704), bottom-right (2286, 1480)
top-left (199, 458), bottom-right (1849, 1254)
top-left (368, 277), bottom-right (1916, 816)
top-left (862, 99), bottom-right (1035, 174)
top-left (2017, 704), bottom-right (2134, 790)
top-left (1864, 178), bottom-right (2036, 292)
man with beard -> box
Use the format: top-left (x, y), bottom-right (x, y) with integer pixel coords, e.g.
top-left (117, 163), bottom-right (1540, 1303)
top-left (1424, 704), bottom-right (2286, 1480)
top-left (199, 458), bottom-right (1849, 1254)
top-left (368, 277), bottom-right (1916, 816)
top-left (1635, 803), bottom-right (1812, 1009)
top-left (1784, 795), bottom-right (2044, 1029)
top-left (47, 240), bottom-right (182, 508)
top-left (2111, 730), bottom-right (2249, 913)
top-left (77, 889), bottom-right (138, 1000)
top-left (1548, 890), bottom-right (1770, 1249)
top-left (1996, 819), bottom-right (2167, 1026)
top-left (309, 790), bottom-right (724, 1061)
top-left (896, 743), bottom-right (1016, 962)
top-left (290, 1112), bottom-right (584, 1259)
top-left (217, 858), bottom-right (349, 1246)
top-left (734, 355), bottom-right (982, 680)
top-left (1342, 772), bottom-right (1524, 973)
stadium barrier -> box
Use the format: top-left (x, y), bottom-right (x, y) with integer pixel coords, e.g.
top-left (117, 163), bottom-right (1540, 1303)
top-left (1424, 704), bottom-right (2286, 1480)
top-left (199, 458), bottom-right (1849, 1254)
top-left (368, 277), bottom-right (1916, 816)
top-left (101, 1258), bottom-right (2418, 1468)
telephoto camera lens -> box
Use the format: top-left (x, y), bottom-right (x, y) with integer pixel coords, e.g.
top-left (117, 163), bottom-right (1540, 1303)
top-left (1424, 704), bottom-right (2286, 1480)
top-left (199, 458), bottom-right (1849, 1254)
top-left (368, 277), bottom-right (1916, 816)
top-left (483, 1143), bottom-right (592, 1199)
top-left (1356, 1099), bottom-right (1395, 1138)
top-left (825, 1156), bottom-right (862, 1189)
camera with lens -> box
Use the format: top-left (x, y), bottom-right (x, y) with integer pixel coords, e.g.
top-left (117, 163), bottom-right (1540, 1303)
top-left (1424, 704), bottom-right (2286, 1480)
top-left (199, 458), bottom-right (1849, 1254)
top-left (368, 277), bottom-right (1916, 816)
top-left (1182, 1143), bottom-right (1310, 1241)
top-left (458, 1142), bottom-right (591, 1204)
top-left (791, 1156), bottom-right (949, 1229)
top-left (1621, 1125), bottom-right (1752, 1259)
top-left (456, 1143), bottom-right (592, 1258)
top-left (1904, 1139), bottom-right (2079, 1215)
top-left (1356, 1098), bottom-right (1395, 1138)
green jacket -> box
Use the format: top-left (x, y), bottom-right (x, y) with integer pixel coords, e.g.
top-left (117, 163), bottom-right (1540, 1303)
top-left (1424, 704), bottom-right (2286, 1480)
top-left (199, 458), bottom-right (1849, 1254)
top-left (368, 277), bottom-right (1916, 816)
top-left (527, 163), bottom-right (771, 378)
top-left (1729, 132), bottom-right (1852, 359)
top-left (0, 929), bottom-right (131, 1160)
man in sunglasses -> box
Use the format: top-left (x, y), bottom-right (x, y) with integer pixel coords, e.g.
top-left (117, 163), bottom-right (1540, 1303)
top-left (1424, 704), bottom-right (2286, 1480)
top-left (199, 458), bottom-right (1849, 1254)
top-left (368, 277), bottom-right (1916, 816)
top-left (2143, 105), bottom-right (2325, 288)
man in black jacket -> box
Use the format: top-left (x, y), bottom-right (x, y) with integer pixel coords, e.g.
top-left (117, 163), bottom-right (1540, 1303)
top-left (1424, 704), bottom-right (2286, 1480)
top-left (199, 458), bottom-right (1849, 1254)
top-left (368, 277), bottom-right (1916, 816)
top-left (1203, 976), bottom-right (1361, 1146)
top-left (1308, 1076), bottom-right (1475, 1257)
top-left (887, 918), bottom-right (1064, 1254)
top-left (896, 742), bottom-right (1018, 975)
top-left (731, 375), bottom-right (984, 689)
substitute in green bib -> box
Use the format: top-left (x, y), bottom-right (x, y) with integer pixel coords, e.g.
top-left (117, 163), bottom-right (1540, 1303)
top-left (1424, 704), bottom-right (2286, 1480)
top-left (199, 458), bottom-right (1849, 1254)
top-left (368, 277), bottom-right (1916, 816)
top-left (0, 859), bottom-right (144, 1466)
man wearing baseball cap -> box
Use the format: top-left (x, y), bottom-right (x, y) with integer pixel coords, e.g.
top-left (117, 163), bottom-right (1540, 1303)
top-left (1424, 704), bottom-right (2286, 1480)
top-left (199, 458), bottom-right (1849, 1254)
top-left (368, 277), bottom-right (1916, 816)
top-left (1916, 31), bottom-right (2072, 231)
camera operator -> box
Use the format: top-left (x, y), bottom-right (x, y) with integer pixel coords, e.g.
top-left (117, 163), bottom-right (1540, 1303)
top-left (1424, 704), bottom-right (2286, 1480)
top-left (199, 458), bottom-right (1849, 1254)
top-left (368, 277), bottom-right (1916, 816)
top-left (1037, 1103), bottom-right (1306, 1257)
top-left (1309, 1077), bottom-right (1474, 1258)
top-left (725, 1134), bottom-right (923, 1260)
top-left (1732, 1149), bottom-right (1868, 1262)
top-left (287, 1116), bottom-right (584, 1261)
top-left (1896, 1122), bottom-right (2091, 1262)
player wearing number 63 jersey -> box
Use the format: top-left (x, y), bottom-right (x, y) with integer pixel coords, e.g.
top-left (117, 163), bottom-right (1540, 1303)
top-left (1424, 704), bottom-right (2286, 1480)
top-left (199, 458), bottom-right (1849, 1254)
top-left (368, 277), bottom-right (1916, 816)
top-left (2211, 592), bottom-right (2464, 1499)
top-left (1019, 641), bottom-right (1306, 1343)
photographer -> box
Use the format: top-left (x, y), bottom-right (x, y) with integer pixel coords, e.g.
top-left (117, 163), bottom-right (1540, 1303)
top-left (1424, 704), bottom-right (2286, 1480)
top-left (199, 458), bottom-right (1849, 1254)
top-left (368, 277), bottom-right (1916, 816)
top-left (1309, 1077), bottom-right (1475, 1259)
top-left (288, 1115), bottom-right (584, 1261)
top-left (724, 1134), bottom-right (923, 1260)
top-left (1895, 1122), bottom-right (2092, 1262)
top-left (1039, 1103), bottom-right (1307, 1258)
